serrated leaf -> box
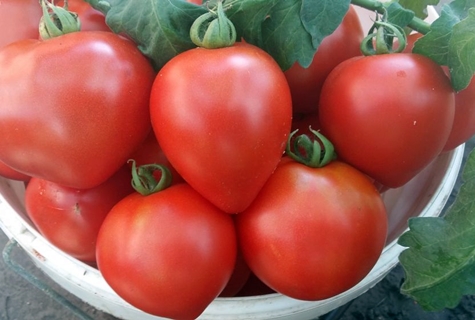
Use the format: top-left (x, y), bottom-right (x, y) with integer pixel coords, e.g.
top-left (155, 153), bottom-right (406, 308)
top-left (300, 0), bottom-right (351, 50)
top-left (412, 7), bottom-right (459, 65)
top-left (398, 0), bottom-right (440, 19)
top-left (448, 8), bottom-right (475, 91)
top-left (413, 0), bottom-right (475, 91)
top-left (386, 2), bottom-right (416, 29)
top-left (270, 0), bottom-right (350, 69)
top-left (85, 0), bottom-right (348, 72)
top-left (398, 147), bottom-right (475, 311)
top-left (85, 0), bottom-right (207, 70)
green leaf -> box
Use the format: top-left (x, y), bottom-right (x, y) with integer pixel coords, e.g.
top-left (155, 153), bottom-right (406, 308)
top-left (412, 7), bottom-right (459, 65)
top-left (85, 0), bottom-right (349, 72)
top-left (412, 0), bottom-right (475, 91)
top-left (397, 0), bottom-right (440, 19)
top-left (385, 2), bottom-right (416, 29)
top-left (448, 8), bottom-right (475, 91)
top-left (85, 0), bottom-right (207, 70)
top-left (398, 147), bottom-right (475, 311)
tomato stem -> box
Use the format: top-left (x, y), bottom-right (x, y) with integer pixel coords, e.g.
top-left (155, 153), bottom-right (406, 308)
top-left (190, 0), bottom-right (237, 49)
top-left (285, 128), bottom-right (336, 168)
top-left (360, 12), bottom-right (407, 55)
top-left (129, 160), bottom-right (172, 196)
top-left (350, 0), bottom-right (431, 35)
top-left (39, 0), bottom-right (81, 40)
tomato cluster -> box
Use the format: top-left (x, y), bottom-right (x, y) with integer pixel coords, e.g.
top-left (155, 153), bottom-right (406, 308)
top-left (0, 1), bottom-right (471, 320)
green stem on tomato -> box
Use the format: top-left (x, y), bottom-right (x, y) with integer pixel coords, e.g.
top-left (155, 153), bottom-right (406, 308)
top-left (350, 0), bottom-right (432, 34)
top-left (129, 160), bottom-right (172, 196)
top-left (39, 0), bottom-right (81, 40)
top-left (285, 128), bottom-right (336, 168)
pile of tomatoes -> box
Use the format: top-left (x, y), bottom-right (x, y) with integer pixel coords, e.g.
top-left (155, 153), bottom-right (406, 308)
top-left (0, 1), bottom-right (474, 319)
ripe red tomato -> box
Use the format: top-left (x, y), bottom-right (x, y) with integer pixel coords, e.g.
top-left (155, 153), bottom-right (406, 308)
top-left (0, 0), bottom-right (43, 49)
top-left (96, 183), bottom-right (237, 319)
top-left (319, 53), bottom-right (455, 188)
top-left (0, 31), bottom-right (155, 189)
top-left (150, 42), bottom-right (292, 213)
top-left (57, 0), bottom-right (110, 32)
top-left (236, 159), bottom-right (388, 300)
top-left (284, 5), bottom-right (364, 114)
top-left (24, 166), bottom-right (134, 263)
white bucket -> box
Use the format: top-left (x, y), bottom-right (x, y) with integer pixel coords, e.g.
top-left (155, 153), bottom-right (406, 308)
top-left (0, 144), bottom-right (465, 320)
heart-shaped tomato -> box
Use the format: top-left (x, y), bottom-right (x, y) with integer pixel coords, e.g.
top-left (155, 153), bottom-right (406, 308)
top-left (0, 31), bottom-right (155, 188)
top-left (150, 43), bottom-right (292, 213)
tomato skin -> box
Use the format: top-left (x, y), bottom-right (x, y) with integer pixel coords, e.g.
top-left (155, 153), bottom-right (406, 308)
top-left (24, 166), bottom-right (134, 263)
top-left (96, 183), bottom-right (237, 319)
top-left (0, 160), bottom-right (30, 181)
top-left (319, 53), bottom-right (455, 188)
top-left (0, 31), bottom-right (155, 189)
top-left (284, 5), bottom-right (363, 114)
top-left (150, 43), bottom-right (292, 213)
top-left (0, 0), bottom-right (43, 49)
top-left (236, 159), bottom-right (388, 300)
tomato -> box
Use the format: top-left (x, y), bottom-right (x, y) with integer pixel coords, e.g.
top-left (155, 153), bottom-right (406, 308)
top-left (236, 159), bottom-right (388, 300)
top-left (0, 0), bottom-right (43, 49)
top-left (57, 0), bottom-right (110, 32)
top-left (0, 160), bottom-right (30, 182)
top-left (24, 165), bottom-right (134, 263)
top-left (0, 31), bottom-right (155, 189)
top-left (318, 53), bottom-right (455, 188)
top-left (96, 183), bottom-right (237, 319)
top-left (150, 42), bottom-right (292, 213)
top-left (284, 5), bottom-right (364, 114)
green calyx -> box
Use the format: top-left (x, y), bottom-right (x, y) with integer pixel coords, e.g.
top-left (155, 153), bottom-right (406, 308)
top-left (129, 160), bottom-right (172, 196)
top-left (360, 10), bottom-right (407, 55)
top-left (190, 0), bottom-right (237, 49)
top-left (285, 127), bottom-right (336, 168)
top-left (39, 0), bottom-right (81, 40)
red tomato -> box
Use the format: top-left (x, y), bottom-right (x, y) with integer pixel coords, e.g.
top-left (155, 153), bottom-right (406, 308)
top-left (0, 0), bottom-right (43, 49)
top-left (236, 159), bottom-right (388, 300)
top-left (150, 42), bottom-right (292, 213)
top-left (0, 31), bottom-right (155, 189)
top-left (96, 183), bottom-right (237, 319)
top-left (57, 0), bottom-right (110, 32)
top-left (284, 5), bottom-right (364, 114)
top-left (24, 166), bottom-right (134, 263)
top-left (319, 53), bottom-right (455, 188)
top-left (0, 160), bottom-right (30, 181)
